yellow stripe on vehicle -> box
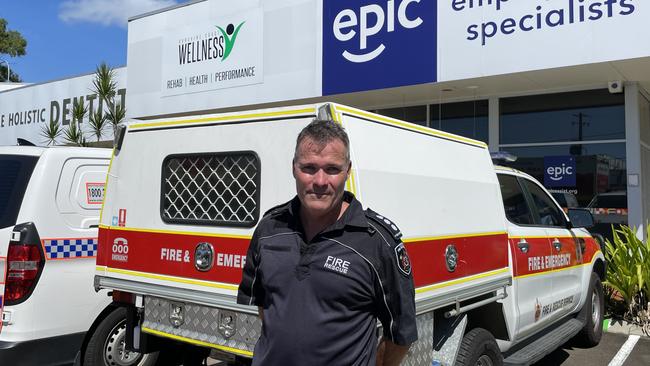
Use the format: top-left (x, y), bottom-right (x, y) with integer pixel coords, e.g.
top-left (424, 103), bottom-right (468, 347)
top-left (404, 231), bottom-right (507, 243)
top-left (328, 104), bottom-right (359, 197)
top-left (415, 268), bottom-right (510, 294)
top-left (99, 147), bottom-right (116, 224)
top-left (336, 106), bottom-right (487, 148)
top-left (98, 225), bottom-right (252, 240)
top-left (142, 327), bottom-right (254, 357)
top-left (130, 108), bottom-right (316, 130)
top-left (514, 250), bottom-right (603, 279)
top-left (103, 267), bottom-right (239, 291)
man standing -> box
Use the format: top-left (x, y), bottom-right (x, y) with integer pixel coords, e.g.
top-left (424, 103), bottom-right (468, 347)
top-left (237, 119), bottom-right (417, 365)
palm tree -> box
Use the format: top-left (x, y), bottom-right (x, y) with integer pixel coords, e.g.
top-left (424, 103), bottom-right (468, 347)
top-left (40, 120), bottom-right (63, 146)
top-left (63, 99), bottom-right (88, 146)
top-left (92, 62), bottom-right (125, 143)
top-left (88, 108), bottom-right (108, 142)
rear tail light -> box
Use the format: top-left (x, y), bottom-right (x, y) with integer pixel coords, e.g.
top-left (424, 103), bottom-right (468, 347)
top-left (112, 290), bottom-right (134, 304)
top-left (4, 223), bottom-right (44, 305)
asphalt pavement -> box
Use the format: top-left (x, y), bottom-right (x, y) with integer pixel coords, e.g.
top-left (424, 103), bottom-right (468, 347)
top-left (534, 332), bottom-right (650, 366)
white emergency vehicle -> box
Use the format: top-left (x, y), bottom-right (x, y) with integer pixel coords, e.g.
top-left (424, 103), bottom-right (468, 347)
top-left (94, 103), bottom-right (605, 365)
top-left (0, 146), bottom-right (154, 366)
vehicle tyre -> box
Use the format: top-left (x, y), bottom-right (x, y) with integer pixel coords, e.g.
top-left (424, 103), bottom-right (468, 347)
top-left (83, 307), bottom-right (158, 366)
top-left (577, 272), bottom-right (604, 347)
top-left (455, 328), bottom-right (503, 366)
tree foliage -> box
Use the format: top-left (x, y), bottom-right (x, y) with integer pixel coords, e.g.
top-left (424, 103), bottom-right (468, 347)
top-left (0, 18), bottom-right (27, 82)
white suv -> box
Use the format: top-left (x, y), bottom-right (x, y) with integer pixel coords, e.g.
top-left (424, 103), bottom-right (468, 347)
top-left (0, 146), bottom-right (132, 365)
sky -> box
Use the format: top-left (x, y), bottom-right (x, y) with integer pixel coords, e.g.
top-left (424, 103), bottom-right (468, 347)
top-left (2, 0), bottom-right (187, 84)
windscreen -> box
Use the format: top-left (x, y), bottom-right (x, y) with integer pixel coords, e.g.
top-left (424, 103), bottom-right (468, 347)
top-left (0, 155), bottom-right (38, 229)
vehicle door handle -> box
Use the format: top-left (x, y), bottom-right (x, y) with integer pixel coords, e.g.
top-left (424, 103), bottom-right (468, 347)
top-left (553, 239), bottom-right (562, 251)
top-left (518, 239), bottom-right (529, 254)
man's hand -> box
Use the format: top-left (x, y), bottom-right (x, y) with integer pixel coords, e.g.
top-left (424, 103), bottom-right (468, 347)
top-left (376, 338), bottom-right (410, 366)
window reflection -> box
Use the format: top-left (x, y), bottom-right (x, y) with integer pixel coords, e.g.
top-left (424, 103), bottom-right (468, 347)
top-left (431, 100), bottom-right (488, 143)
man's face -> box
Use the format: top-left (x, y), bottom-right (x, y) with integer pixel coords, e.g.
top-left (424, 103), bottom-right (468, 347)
top-left (293, 137), bottom-right (350, 218)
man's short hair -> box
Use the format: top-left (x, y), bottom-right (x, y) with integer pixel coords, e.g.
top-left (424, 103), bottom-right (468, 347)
top-left (294, 119), bottom-right (350, 163)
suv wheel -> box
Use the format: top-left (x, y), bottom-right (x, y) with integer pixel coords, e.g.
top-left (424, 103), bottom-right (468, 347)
top-left (455, 328), bottom-right (502, 366)
top-left (84, 307), bottom-right (158, 366)
top-left (576, 272), bottom-right (604, 346)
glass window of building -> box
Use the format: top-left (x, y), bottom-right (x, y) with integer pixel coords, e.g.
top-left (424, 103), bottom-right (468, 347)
top-left (375, 105), bottom-right (427, 126)
top-left (430, 100), bottom-right (489, 143)
top-left (499, 89), bottom-right (626, 241)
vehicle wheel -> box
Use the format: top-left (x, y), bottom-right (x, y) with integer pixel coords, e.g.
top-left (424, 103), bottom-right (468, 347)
top-left (83, 307), bottom-right (158, 366)
top-left (455, 328), bottom-right (502, 366)
top-left (576, 272), bottom-right (604, 346)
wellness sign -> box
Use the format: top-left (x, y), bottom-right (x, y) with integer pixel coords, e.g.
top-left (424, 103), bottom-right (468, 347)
top-left (160, 8), bottom-right (263, 97)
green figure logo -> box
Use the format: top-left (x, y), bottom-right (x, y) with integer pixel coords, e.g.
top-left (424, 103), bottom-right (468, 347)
top-left (216, 21), bottom-right (245, 61)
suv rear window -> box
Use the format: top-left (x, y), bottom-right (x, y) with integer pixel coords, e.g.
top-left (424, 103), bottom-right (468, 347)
top-left (588, 194), bottom-right (627, 209)
top-left (0, 155), bottom-right (39, 229)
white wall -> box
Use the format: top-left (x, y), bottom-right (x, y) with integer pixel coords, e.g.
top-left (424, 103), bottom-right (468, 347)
top-left (0, 69), bottom-right (126, 146)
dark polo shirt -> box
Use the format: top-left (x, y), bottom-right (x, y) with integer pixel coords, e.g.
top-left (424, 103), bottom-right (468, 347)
top-left (237, 193), bottom-right (417, 365)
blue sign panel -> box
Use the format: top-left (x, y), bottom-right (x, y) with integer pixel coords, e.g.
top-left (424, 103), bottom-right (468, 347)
top-left (322, 0), bottom-right (437, 95)
top-left (544, 156), bottom-right (576, 187)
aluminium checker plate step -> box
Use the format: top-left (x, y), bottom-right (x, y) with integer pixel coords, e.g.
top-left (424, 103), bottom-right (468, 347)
top-left (503, 318), bottom-right (585, 366)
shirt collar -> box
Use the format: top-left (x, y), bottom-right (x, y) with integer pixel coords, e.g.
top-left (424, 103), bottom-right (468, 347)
top-left (288, 191), bottom-right (369, 232)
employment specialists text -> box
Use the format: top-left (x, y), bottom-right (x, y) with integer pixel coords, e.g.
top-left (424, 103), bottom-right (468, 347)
top-left (453, 0), bottom-right (636, 46)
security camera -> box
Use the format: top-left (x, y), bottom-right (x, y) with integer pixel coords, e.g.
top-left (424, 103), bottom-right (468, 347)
top-left (608, 81), bottom-right (624, 94)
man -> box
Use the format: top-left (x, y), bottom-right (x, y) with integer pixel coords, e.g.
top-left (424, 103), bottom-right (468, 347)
top-left (237, 119), bottom-right (417, 365)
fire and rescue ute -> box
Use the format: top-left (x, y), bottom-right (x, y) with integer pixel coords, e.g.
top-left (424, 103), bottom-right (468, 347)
top-left (94, 103), bottom-right (605, 365)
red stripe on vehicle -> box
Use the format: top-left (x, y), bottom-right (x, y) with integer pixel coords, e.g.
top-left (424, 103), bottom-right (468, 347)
top-left (98, 228), bottom-right (509, 288)
top-left (98, 228), bottom-right (249, 284)
top-left (405, 234), bottom-right (509, 288)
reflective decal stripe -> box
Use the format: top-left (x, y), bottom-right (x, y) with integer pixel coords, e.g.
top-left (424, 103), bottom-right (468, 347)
top-left (404, 233), bottom-right (509, 288)
top-left (142, 326), bottom-right (253, 357)
top-left (43, 238), bottom-right (98, 260)
top-left (130, 108), bottom-right (316, 130)
top-left (0, 256), bottom-right (5, 334)
top-left (98, 227), bottom-right (509, 290)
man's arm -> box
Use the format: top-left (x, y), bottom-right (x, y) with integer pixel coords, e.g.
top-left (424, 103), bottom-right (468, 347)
top-left (376, 338), bottom-right (410, 366)
top-left (258, 306), bottom-right (264, 322)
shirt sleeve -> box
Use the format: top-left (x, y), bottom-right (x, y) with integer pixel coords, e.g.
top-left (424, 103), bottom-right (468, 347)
top-left (237, 228), bottom-right (265, 306)
top-left (374, 237), bottom-right (418, 346)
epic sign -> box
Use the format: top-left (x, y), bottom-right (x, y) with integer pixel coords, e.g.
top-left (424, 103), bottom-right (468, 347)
top-left (323, 0), bottom-right (436, 95)
top-left (544, 156), bottom-right (576, 187)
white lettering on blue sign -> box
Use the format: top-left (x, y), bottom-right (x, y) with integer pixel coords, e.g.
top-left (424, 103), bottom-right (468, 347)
top-left (333, 0), bottom-right (423, 63)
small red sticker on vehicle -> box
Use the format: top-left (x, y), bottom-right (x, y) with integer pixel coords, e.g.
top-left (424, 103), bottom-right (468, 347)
top-left (118, 209), bottom-right (127, 227)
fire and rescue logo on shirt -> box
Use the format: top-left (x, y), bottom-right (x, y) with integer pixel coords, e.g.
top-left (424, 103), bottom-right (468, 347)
top-left (394, 243), bottom-right (411, 276)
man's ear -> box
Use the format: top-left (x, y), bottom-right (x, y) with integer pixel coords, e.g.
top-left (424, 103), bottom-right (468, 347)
top-left (346, 161), bottom-right (352, 176)
top-left (292, 160), bottom-right (297, 179)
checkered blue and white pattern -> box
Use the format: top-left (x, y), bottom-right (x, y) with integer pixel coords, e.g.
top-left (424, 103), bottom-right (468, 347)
top-left (44, 239), bottom-right (97, 260)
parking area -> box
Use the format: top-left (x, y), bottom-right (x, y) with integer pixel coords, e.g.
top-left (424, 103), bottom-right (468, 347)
top-left (534, 332), bottom-right (650, 366)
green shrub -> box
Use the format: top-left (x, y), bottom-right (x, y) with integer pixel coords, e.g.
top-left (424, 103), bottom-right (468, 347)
top-left (604, 225), bottom-right (649, 305)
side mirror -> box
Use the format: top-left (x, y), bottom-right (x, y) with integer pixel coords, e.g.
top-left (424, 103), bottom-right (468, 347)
top-left (567, 208), bottom-right (594, 229)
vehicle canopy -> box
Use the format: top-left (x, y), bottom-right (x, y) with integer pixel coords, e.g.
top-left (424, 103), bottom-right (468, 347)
top-left (97, 103), bottom-right (510, 311)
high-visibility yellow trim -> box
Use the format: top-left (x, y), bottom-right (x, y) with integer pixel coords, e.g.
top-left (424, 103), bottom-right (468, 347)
top-left (404, 231), bottom-right (507, 243)
top-left (415, 268), bottom-right (510, 294)
top-left (142, 327), bottom-right (253, 357)
top-left (130, 108), bottom-right (316, 130)
top-left (328, 104), bottom-right (358, 196)
top-left (99, 148), bottom-right (116, 224)
top-left (509, 235), bottom-right (593, 240)
top-left (102, 266), bottom-right (239, 291)
top-left (514, 250), bottom-right (603, 279)
top-left (336, 106), bottom-right (487, 148)
top-left (97, 225), bottom-right (252, 240)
